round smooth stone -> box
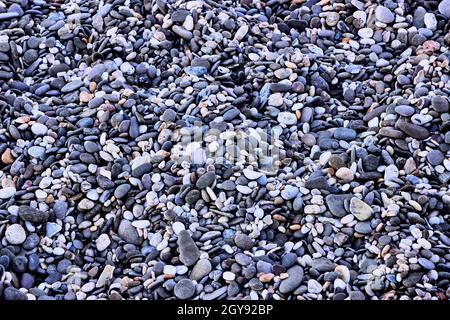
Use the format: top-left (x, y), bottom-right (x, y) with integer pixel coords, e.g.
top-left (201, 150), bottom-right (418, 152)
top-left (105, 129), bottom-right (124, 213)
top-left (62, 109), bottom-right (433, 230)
top-left (427, 150), bottom-right (445, 165)
top-left (5, 224), bottom-right (27, 245)
top-left (31, 123), bottom-right (48, 136)
top-left (174, 279), bottom-right (196, 299)
top-left (394, 105), bottom-right (415, 117)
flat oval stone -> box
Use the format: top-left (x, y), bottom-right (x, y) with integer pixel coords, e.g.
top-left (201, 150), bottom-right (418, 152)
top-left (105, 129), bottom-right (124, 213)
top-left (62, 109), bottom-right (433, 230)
top-left (185, 66), bottom-right (207, 76)
top-left (61, 80), bottom-right (83, 93)
top-left (177, 230), bottom-right (200, 266)
top-left (394, 105), bottom-right (415, 117)
top-left (172, 25), bottom-right (193, 40)
top-left (223, 108), bottom-right (240, 121)
top-left (333, 128), bottom-right (357, 141)
top-left (397, 121), bottom-right (429, 139)
top-left (375, 6), bottom-right (394, 24)
top-left (31, 123), bottom-right (48, 136)
top-left (196, 171), bottom-right (216, 189)
top-left (279, 266), bottom-right (304, 294)
top-left (190, 259), bottom-right (212, 281)
top-left (28, 146), bottom-right (45, 158)
top-left (114, 184), bottom-right (131, 199)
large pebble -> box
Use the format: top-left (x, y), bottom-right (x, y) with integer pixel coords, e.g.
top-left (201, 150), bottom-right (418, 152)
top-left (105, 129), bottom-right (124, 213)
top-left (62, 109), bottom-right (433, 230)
top-left (375, 6), bottom-right (395, 23)
top-left (5, 224), bottom-right (27, 245)
top-left (0, 187), bottom-right (16, 199)
top-left (279, 266), bottom-right (304, 294)
top-left (174, 279), bottom-right (196, 299)
top-left (349, 198), bottom-right (373, 221)
top-left (178, 230), bottom-right (200, 266)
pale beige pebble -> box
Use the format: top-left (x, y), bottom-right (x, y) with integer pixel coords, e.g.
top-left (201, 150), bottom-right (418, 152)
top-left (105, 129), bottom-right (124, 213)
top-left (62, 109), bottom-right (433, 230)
top-left (78, 198), bottom-right (95, 210)
top-left (335, 167), bottom-right (354, 181)
top-left (39, 177), bottom-right (53, 189)
top-left (384, 165), bottom-right (399, 181)
top-left (443, 159), bottom-right (450, 171)
top-left (96, 265), bottom-right (115, 288)
top-left (234, 25), bottom-right (248, 41)
top-left (353, 10), bottom-right (367, 27)
top-left (334, 278), bottom-right (347, 291)
top-left (164, 265), bottom-right (177, 276)
top-left (408, 200), bottom-right (422, 211)
top-left (284, 61), bottom-right (296, 69)
top-left (435, 165), bottom-right (445, 174)
top-left (326, 12), bottom-right (340, 26)
top-left (79, 91), bottom-right (94, 103)
top-left (183, 15), bottom-right (194, 31)
top-left (319, 151), bottom-right (332, 166)
top-left (358, 27), bottom-right (373, 38)
top-left (31, 123), bottom-right (48, 136)
top-left (35, 189), bottom-right (47, 199)
top-left (279, 273), bottom-right (289, 280)
top-left (259, 273), bottom-right (275, 282)
top-left (248, 53), bottom-right (259, 61)
top-left (274, 68), bottom-right (292, 79)
top-left (310, 195), bottom-right (323, 205)
top-left (335, 265), bottom-right (351, 283)
top-left (14, 115), bottom-right (30, 124)
top-left (349, 197), bottom-right (373, 221)
top-left (368, 245), bottom-right (380, 255)
top-left (424, 13), bottom-right (437, 30)
top-left (76, 291), bottom-right (87, 300)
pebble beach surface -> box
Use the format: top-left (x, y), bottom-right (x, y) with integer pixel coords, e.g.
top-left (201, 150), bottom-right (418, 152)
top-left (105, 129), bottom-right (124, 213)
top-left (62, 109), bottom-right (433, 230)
top-left (0, 0), bottom-right (450, 301)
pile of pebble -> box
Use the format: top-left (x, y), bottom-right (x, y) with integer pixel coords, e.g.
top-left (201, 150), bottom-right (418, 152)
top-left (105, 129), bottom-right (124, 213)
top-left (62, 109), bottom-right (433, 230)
top-left (0, 0), bottom-right (450, 301)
